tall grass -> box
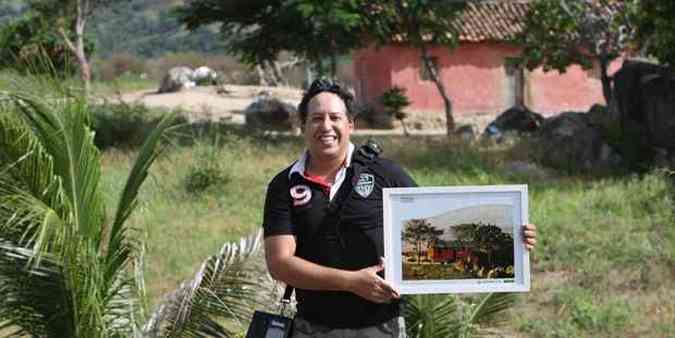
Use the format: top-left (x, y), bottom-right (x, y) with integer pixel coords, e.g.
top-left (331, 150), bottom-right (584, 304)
top-left (100, 126), bottom-right (674, 337)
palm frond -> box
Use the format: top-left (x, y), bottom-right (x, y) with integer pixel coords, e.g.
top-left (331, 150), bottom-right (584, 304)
top-left (0, 240), bottom-right (75, 337)
top-left (402, 292), bottom-right (518, 338)
top-left (466, 292), bottom-right (518, 326)
top-left (0, 73), bottom-right (173, 337)
top-left (1, 89), bottom-right (105, 257)
top-left (144, 230), bottom-right (267, 338)
top-left (403, 294), bottom-right (460, 338)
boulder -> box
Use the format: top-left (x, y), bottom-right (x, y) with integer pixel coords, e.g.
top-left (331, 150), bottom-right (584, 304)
top-left (613, 60), bottom-right (675, 149)
top-left (483, 105), bottom-right (545, 142)
top-left (535, 112), bottom-right (621, 172)
top-left (245, 91), bottom-right (298, 130)
top-left (455, 124), bottom-right (477, 142)
top-left (642, 73), bottom-right (675, 149)
top-left (158, 66), bottom-right (195, 93)
top-left (193, 66), bottom-right (219, 86)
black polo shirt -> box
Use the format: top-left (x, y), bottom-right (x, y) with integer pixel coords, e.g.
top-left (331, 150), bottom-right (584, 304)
top-left (262, 149), bottom-right (416, 328)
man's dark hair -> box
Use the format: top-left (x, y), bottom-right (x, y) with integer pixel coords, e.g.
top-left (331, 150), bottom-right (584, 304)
top-left (298, 79), bottom-right (356, 124)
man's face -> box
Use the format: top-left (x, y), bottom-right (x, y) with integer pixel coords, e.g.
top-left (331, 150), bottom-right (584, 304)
top-left (303, 92), bottom-right (354, 162)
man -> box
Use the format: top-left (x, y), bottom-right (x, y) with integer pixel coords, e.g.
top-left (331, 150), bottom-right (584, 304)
top-left (262, 79), bottom-right (537, 337)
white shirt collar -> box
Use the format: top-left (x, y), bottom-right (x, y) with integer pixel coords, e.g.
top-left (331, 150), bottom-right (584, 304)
top-left (289, 142), bottom-right (355, 178)
top-left (289, 143), bottom-right (355, 201)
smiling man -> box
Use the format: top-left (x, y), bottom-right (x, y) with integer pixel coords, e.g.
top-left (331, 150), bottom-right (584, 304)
top-left (262, 79), bottom-right (537, 338)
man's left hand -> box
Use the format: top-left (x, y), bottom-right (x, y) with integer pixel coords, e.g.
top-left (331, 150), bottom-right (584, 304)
top-left (523, 224), bottom-right (537, 250)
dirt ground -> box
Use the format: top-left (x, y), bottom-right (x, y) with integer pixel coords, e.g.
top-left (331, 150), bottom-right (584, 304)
top-left (117, 84), bottom-right (492, 135)
top-left (118, 84), bottom-right (303, 125)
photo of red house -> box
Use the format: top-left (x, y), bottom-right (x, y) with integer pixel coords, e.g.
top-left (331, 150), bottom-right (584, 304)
top-left (352, 0), bottom-right (623, 124)
top-left (427, 242), bottom-right (474, 263)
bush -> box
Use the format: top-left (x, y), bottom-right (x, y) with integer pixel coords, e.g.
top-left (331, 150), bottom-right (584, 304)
top-left (355, 104), bottom-right (393, 129)
top-left (182, 138), bottom-right (230, 194)
top-left (93, 52), bottom-right (147, 81)
top-left (89, 101), bottom-right (175, 149)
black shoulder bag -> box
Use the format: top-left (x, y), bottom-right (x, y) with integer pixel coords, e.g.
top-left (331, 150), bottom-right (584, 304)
top-left (245, 286), bottom-right (294, 338)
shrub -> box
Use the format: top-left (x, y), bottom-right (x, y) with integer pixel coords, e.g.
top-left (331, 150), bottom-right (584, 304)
top-left (93, 52), bottom-right (147, 81)
top-left (89, 101), bottom-right (179, 149)
top-left (182, 137), bottom-right (230, 194)
top-left (380, 86), bottom-right (412, 134)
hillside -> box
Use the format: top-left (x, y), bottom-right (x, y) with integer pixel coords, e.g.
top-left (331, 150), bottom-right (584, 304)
top-left (0, 0), bottom-right (226, 58)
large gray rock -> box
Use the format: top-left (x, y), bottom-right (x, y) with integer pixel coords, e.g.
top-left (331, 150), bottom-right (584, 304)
top-left (613, 60), bottom-right (675, 149)
top-left (192, 66), bottom-right (219, 86)
top-left (158, 66), bottom-right (195, 93)
top-left (245, 91), bottom-right (298, 130)
top-left (483, 105), bottom-right (545, 142)
top-left (642, 73), bottom-right (675, 149)
top-left (535, 112), bottom-right (622, 172)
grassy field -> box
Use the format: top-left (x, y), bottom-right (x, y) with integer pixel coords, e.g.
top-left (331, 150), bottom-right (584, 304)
top-left (98, 122), bottom-right (674, 337)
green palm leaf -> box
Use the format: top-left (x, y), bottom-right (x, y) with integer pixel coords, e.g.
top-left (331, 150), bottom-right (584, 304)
top-left (0, 73), bottom-right (176, 338)
top-left (0, 241), bottom-right (74, 337)
top-left (403, 294), bottom-right (460, 338)
top-left (403, 292), bottom-right (518, 338)
top-left (145, 231), bottom-right (267, 338)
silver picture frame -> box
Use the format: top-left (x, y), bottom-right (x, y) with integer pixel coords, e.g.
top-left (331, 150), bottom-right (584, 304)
top-left (383, 185), bottom-right (530, 294)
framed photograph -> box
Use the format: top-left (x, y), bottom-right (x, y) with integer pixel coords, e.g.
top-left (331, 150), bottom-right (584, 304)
top-left (383, 185), bottom-right (530, 294)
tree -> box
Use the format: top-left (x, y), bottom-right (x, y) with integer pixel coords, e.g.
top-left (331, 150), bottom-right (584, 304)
top-left (631, 1), bottom-right (675, 66)
top-left (454, 223), bottom-right (479, 249)
top-left (403, 218), bottom-right (443, 263)
top-left (0, 74), bottom-right (174, 337)
top-left (516, 0), bottom-right (634, 104)
top-left (27, 0), bottom-right (123, 94)
top-left (0, 13), bottom-right (93, 74)
top-left (175, 0), bottom-right (365, 80)
top-left (473, 224), bottom-right (512, 270)
top-left (365, 0), bottom-right (466, 134)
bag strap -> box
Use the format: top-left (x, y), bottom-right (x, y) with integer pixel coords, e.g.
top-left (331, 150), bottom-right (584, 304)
top-left (278, 285), bottom-right (293, 316)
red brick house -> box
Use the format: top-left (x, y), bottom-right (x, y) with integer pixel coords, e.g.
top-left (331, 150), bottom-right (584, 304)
top-left (352, 0), bottom-right (622, 124)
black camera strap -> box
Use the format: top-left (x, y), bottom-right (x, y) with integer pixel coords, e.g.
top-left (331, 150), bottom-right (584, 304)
top-left (279, 285), bottom-right (293, 316)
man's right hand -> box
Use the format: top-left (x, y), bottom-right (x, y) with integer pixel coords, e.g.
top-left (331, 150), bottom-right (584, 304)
top-left (347, 260), bottom-right (400, 304)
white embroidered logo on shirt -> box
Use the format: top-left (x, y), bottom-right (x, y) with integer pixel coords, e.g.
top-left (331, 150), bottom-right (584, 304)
top-left (354, 173), bottom-right (374, 198)
top-left (290, 184), bottom-right (311, 206)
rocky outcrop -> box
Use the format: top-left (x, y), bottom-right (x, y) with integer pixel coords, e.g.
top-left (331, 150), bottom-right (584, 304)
top-left (535, 112), bottom-right (621, 171)
top-left (245, 91), bottom-right (298, 130)
top-left (193, 66), bottom-right (219, 86)
top-left (484, 105), bottom-right (545, 142)
top-left (158, 66), bottom-right (195, 93)
top-left (613, 60), bottom-right (675, 150)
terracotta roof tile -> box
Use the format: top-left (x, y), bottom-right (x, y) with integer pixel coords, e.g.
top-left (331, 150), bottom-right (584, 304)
top-left (390, 0), bottom-right (622, 44)
top-left (454, 0), bottom-right (530, 42)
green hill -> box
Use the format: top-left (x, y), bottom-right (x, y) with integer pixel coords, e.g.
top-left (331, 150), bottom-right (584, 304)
top-left (0, 0), bottom-right (226, 59)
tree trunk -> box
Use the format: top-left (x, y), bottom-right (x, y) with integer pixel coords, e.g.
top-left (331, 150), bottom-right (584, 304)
top-left (75, 36), bottom-right (91, 95)
top-left (400, 118), bottom-right (410, 136)
top-left (58, 2), bottom-right (91, 96)
top-left (330, 54), bottom-right (337, 79)
top-left (264, 61), bottom-right (282, 86)
top-left (271, 61), bottom-right (287, 86)
top-left (421, 45), bottom-right (455, 134)
top-left (600, 57), bottom-right (612, 105)
top-left (255, 65), bottom-right (268, 86)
